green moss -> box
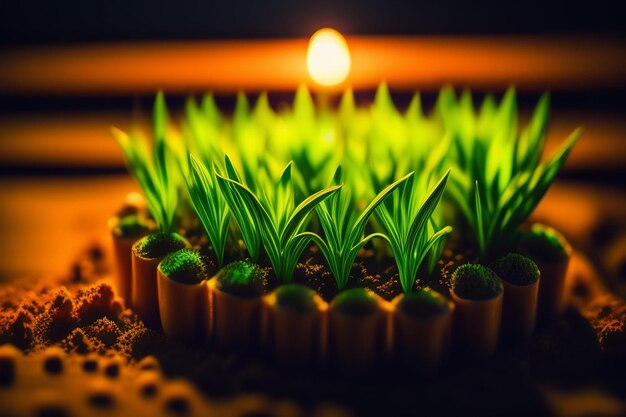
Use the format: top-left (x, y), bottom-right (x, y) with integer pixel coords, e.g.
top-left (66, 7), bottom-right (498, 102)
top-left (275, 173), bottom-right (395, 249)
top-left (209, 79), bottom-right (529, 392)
top-left (274, 284), bottom-right (318, 314)
top-left (451, 264), bottom-right (503, 300)
top-left (490, 253), bottom-right (539, 286)
top-left (216, 260), bottom-right (265, 297)
top-left (397, 288), bottom-right (450, 318)
top-left (519, 224), bottom-right (569, 264)
top-left (133, 232), bottom-right (188, 259)
top-left (113, 214), bottom-right (152, 238)
top-left (159, 249), bottom-right (206, 285)
top-left (332, 288), bottom-right (379, 316)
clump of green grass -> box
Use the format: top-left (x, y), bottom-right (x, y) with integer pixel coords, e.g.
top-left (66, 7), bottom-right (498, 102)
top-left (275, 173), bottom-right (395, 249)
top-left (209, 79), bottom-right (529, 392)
top-left (112, 92), bottom-right (180, 232)
top-left (442, 88), bottom-right (581, 260)
top-left (134, 232), bottom-right (188, 259)
top-left (303, 167), bottom-right (413, 290)
top-left (216, 260), bottom-right (265, 297)
top-left (490, 253), bottom-right (539, 285)
top-left (160, 249), bottom-right (206, 285)
top-left (519, 223), bottom-right (570, 263)
top-left (182, 154), bottom-right (230, 266)
top-left (282, 85), bottom-right (340, 200)
top-left (214, 156), bottom-right (263, 262)
top-left (451, 264), bottom-right (503, 300)
top-left (375, 170), bottom-right (453, 293)
top-left (115, 87), bottom-right (579, 294)
top-left (216, 157), bottom-right (341, 282)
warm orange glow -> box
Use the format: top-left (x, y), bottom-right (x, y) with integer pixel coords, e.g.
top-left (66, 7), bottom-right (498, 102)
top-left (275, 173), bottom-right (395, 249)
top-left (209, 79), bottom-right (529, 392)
top-left (0, 36), bottom-right (624, 95)
top-left (306, 28), bottom-right (351, 87)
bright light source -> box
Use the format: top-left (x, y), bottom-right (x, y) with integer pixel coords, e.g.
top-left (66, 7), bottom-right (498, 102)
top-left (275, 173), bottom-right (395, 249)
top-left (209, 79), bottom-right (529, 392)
top-left (307, 28), bottom-right (351, 87)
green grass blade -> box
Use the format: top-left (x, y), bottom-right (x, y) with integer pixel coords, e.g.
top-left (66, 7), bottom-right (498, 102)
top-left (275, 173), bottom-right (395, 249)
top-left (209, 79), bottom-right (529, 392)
top-left (406, 170), bottom-right (450, 247)
top-left (474, 181), bottom-right (486, 254)
top-left (349, 171), bottom-right (413, 244)
top-left (282, 184), bottom-right (343, 246)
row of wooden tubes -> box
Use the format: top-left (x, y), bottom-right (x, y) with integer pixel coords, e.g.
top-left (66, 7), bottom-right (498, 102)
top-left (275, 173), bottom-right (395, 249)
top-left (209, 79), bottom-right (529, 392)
top-left (112, 232), bottom-right (570, 374)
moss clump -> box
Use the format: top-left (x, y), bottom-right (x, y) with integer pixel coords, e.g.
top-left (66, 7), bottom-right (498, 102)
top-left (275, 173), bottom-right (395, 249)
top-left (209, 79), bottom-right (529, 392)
top-left (397, 288), bottom-right (450, 318)
top-left (519, 223), bottom-right (569, 264)
top-left (451, 264), bottom-right (503, 300)
top-left (490, 253), bottom-right (539, 286)
top-left (133, 232), bottom-right (188, 259)
top-left (215, 260), bottom-right (265, 297)
top-left (159, 249), bottom-right (206, 285)
top-left (112, 214), bottom-right (152, 238)
top-left (274, 284), bottom-right (318, 314)
top-left (332, 288), bottom-right (379, 316)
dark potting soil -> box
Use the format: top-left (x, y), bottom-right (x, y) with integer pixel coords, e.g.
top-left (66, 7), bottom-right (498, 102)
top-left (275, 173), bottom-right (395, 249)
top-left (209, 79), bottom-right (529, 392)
top-left (290, 246), bottom-right (404, 302)
top-left (288, 234), bottom-right (477, 303)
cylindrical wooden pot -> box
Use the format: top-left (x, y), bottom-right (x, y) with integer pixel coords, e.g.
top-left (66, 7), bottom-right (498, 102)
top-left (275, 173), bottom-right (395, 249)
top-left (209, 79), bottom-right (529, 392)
top-left (536, 258), bottom-right (570, 325)
top-left (108, 214), bottom-right (152, 305)
top-left (157, 268), bottom-right (207, 344)
top-left (328, 291), bottom-right (390, 374)
top-left (131, 234), bottom-right (189, 330)
top-left (208, 279), bottom-right (263, 351)
top-left (132, 251), bottom-right (163, 330)
top-left (262, 286), bottom-right (328, 367)
top-left (450, 289), bottom-right (503, 359)
top-left (391, 292), bottom-right (454, 373)
top-left (518, 223), bottom-right (572, 327)
top-left (111, 233), bottom-right (139, 304)
top-left (501, 278), bottom-right (540, 343)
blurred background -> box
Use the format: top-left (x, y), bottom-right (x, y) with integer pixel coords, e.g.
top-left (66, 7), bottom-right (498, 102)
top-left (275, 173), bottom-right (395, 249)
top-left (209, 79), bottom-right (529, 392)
top-left (0, 0), bottom-right (624, 290)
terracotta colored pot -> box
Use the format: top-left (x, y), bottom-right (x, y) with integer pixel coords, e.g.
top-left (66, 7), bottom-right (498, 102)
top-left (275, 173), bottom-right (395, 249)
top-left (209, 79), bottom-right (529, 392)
top-left (110, 232), bottom-right (140, 305)
top-left (501, 278), bottom-right (540, 343)
top-left (208, 278), bottom-right (262, 351)
top-left (131, 249), bottom-right (163, 330)
top-left (157, 267), bottom-right (207, 344)
top-left (536, 257), bottom-right (570, 325)
top-left (518, 223), bottom-right (572, 327)
top-left (328, 294), bottom-right (390, 374)
top-left (391, 293), bottom-right (454, 373)
top-left (450, 289), bottom-right (502, 359)
top-left (261, 290), bottom-right (328, 367)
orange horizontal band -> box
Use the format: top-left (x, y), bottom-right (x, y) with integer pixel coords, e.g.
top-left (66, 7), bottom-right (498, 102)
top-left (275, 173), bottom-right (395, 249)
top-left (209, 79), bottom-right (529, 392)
top-left (0, 36), bottom-right (624, 95)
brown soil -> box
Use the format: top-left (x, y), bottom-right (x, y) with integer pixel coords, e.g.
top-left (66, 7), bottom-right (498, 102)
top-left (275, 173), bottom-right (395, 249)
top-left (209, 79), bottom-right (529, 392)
top-left (289, 246), bottom-right (403, 302)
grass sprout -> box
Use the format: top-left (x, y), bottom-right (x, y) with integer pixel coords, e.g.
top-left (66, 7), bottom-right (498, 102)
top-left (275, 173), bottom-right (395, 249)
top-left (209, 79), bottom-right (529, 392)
top-left (114, 86), bottom-right (580, 292)
top-left (216, 157), bottom-right (341, 282)
top-left (112, 92), bottom-right (179, 232)
top-left (375, 170), bottom-right (453, 293)
top-left (182, 154), bottom-right (230, 266)
top-left (440, 87), bottom-right (582, 259)
top-left (302, 167), bottom-right (413, 289)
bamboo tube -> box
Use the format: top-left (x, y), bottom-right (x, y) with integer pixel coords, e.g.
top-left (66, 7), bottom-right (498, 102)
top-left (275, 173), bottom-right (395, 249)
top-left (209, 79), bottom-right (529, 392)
top-left (450, 290), bottom-right (503, 359)
top-left (131, 252), bottom-right (163, 330)
top-left (131, 233), bottom-right (189, 330)
top-left (208, 279), bottom-right (262, 351)
top-left (262, 285), bottom-right (328, 367)
top-left (519, 224), bottom-right (572, 326)
top-left (536, 258), bottom-right (570, 325)
top-left (110, 233), bottom-right (138, 303)
top-left (157, 268), bottom-right (207, 344)
top-left (501, 278), bottom-right (540, 343)
top-left (391, 290), bottom-right (454, 373)
top-left (328, 289), bottom-right (390, 374)
top-left (107, 213), bottom-right (152, 305)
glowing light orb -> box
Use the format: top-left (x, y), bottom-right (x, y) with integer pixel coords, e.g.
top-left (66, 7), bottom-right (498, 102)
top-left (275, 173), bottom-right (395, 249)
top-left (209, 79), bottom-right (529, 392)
top-left (306, 28), bottom-right (351, 87)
